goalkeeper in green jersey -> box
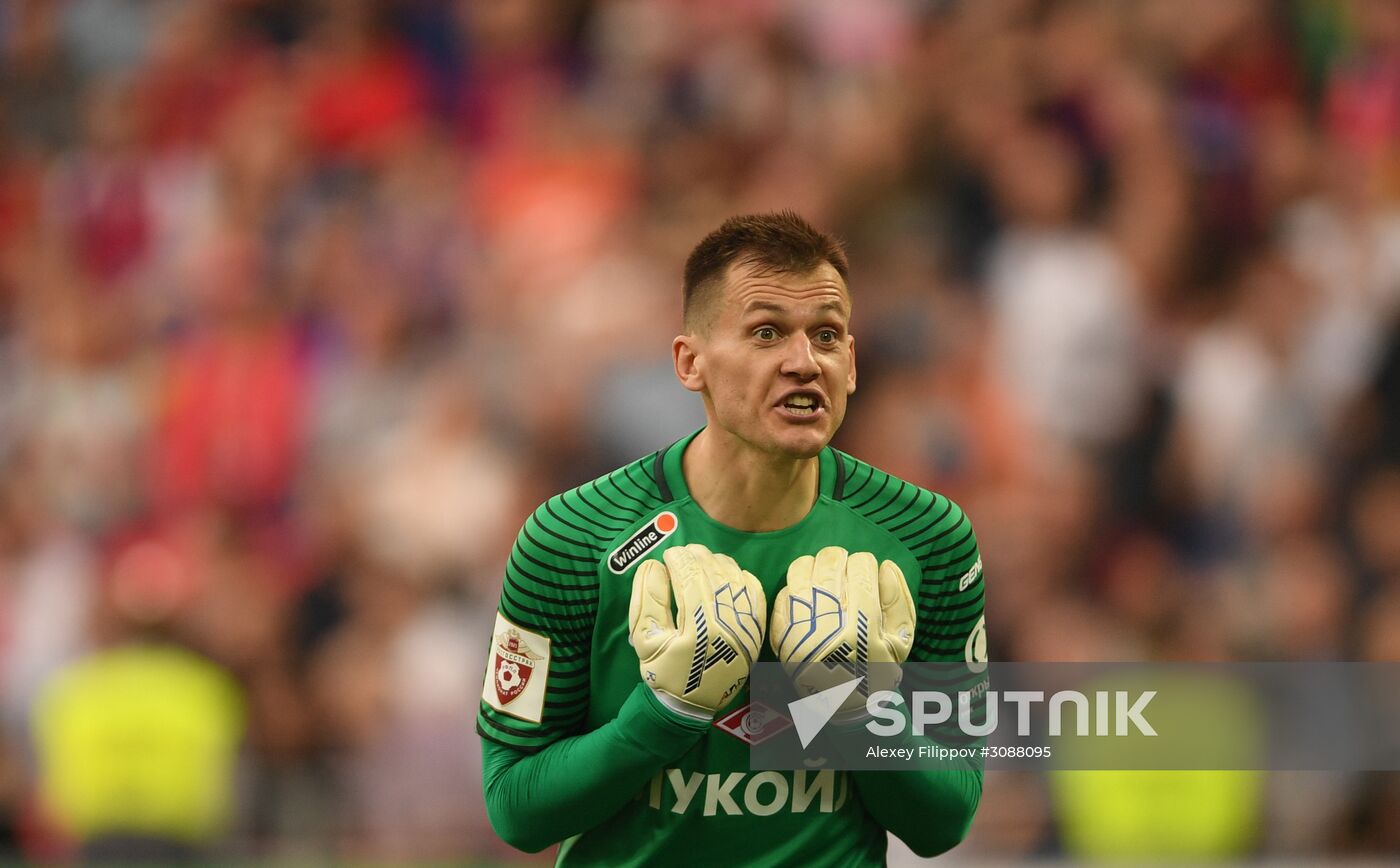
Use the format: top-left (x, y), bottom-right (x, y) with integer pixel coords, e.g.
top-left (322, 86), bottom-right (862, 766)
top-left (477, 211), bottom-right (986, 865)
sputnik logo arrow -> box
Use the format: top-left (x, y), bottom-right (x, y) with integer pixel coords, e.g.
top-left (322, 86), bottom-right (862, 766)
top-left (788, 677), bottom-right (864, 748)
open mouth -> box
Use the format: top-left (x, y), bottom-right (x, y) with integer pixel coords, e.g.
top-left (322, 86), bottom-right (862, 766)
top-left (778, 393), bottom-right (823, 417)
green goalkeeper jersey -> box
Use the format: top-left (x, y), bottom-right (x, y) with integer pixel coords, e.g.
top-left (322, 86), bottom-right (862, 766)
top-left (477, 430), bottom-right (986, 866)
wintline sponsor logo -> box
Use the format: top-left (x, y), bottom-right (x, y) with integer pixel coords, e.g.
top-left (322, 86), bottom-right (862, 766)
top-left (609, 511), bottom-right (678, 574)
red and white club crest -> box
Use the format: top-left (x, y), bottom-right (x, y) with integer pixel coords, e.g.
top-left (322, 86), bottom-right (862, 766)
top-left (493, 629), bottom-right (541, 706)
top-left (714, 701), bottom-right (793, 746)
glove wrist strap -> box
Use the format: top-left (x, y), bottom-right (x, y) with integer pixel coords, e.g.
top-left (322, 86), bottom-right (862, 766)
top-left (650, 688), bottom-right (716, 722)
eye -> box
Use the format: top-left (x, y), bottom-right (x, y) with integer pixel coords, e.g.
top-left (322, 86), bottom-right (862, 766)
top-left (815, 328), bottom-right (839, 345)
top-left (755, 326), bottom-right (779, 342)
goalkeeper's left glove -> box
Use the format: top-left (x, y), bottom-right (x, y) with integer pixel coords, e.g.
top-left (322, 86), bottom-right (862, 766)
top-left (629, 544), bottom-right (766, 721)
top-left (770, 546), bottom-right (916, 714)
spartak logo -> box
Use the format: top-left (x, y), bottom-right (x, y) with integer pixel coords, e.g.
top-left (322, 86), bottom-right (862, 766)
top-left (493, 629), bottom-right (541, 706)
top-left (714, 701), bottom-right (794, 746)
top-left (608, 511), bottom-right (679, 574)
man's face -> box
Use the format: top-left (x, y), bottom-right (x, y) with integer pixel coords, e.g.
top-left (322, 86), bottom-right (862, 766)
top-left (676, 261), bottom-right (857, 459)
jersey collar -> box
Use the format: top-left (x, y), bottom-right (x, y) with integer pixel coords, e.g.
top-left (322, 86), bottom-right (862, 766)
top-left (654, 428), bottom-right (839, 506)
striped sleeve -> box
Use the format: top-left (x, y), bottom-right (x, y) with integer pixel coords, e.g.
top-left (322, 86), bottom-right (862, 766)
top-left (477, 458), bottom-right (661, 752)
top-left (905, 493), bottom-right (982, 665)
top-left (831, 453), bottom-right (986, 854)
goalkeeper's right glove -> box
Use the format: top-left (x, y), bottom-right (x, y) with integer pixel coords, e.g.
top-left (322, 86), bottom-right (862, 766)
top-left (628, 544), bottom-right (766, 721)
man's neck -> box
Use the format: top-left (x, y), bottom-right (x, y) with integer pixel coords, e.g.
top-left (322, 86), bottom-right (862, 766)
top-left (682, 428), bottom-right (821, 532)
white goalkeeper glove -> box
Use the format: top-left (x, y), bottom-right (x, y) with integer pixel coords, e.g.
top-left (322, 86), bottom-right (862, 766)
top-left (770, 546), bottom-right (916, 714)
top-left (628, 544), bottom-right (766, 720)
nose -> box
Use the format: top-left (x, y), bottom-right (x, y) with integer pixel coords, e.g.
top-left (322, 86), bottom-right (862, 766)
top-left (779, 333), bottom-right (820, 381)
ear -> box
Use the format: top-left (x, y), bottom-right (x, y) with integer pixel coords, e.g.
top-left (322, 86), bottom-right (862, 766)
top-left (846, 333), bottom-right (857, 395)
top-left (674, 334), bottom-right (705, 393)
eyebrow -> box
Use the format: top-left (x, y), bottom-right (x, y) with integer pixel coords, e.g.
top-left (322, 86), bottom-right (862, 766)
top-left (742, 300), bottom-right (848, 316)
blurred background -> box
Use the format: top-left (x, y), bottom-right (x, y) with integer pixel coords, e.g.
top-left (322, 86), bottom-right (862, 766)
top-left (0, 0), bottom-right (1398, 863)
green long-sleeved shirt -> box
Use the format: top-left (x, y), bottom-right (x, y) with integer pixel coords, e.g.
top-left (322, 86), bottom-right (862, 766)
top-left (478, 432), bottom-right (986, 865)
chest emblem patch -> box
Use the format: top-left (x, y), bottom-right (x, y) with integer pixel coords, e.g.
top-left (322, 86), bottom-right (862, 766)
top-left (714, 701), bottom-right (793, 746)
top-left (609, 511), bottom-right (678, 574)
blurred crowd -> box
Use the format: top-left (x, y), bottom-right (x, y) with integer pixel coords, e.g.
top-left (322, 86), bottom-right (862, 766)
top-left (0, 0), bottom-right (1398, 862)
